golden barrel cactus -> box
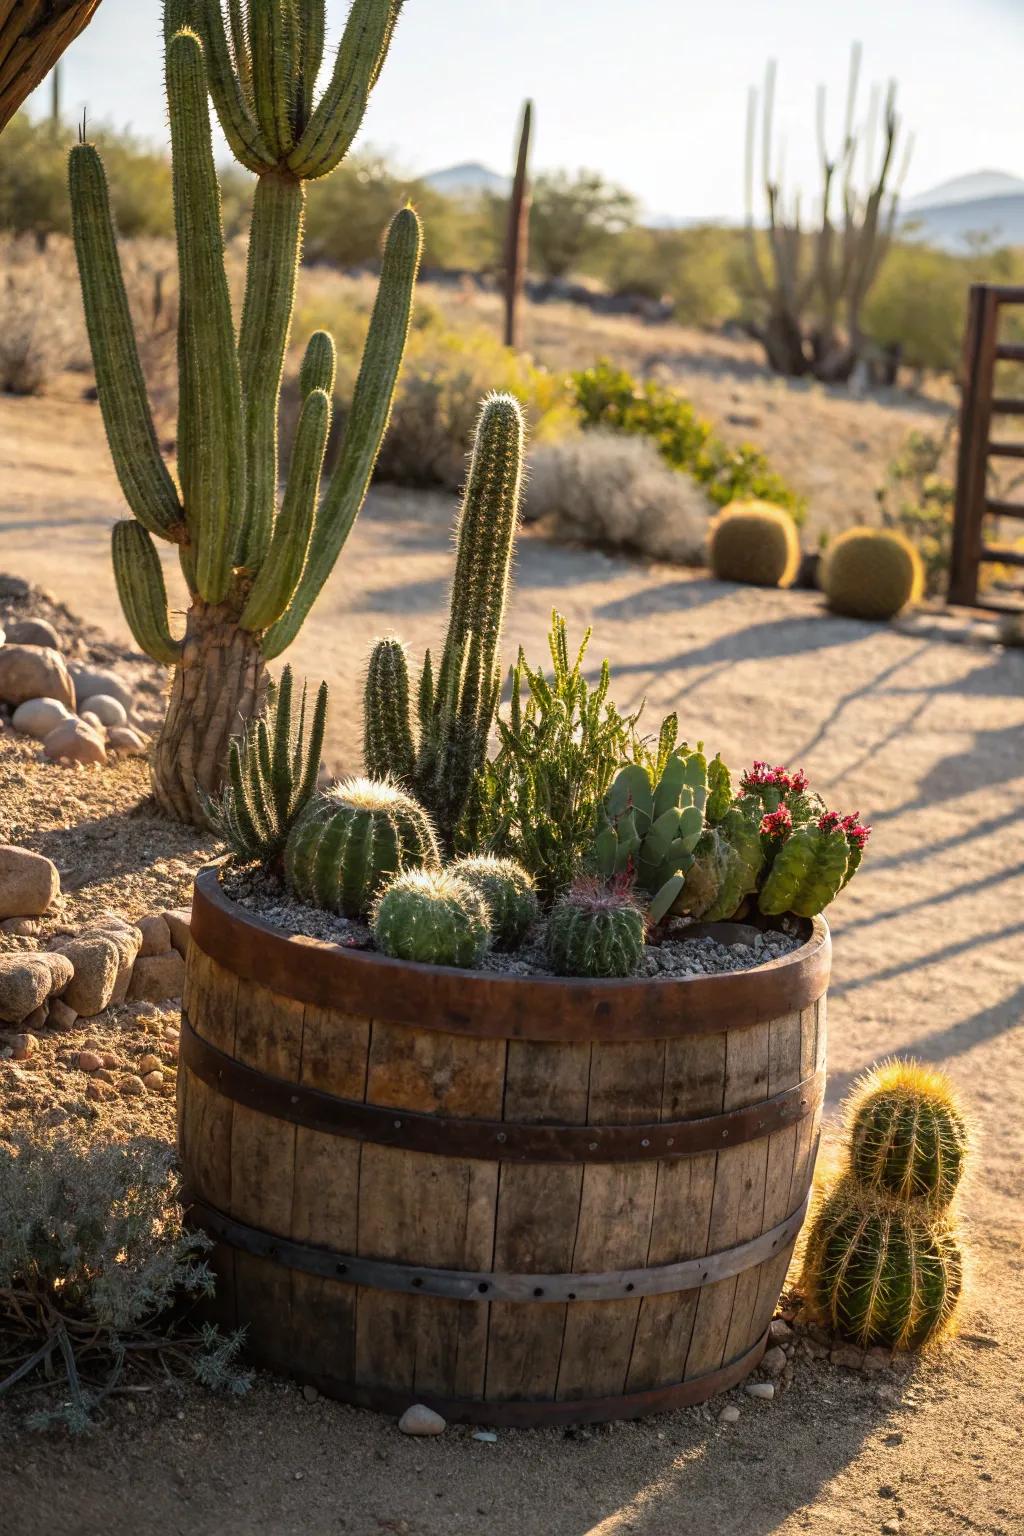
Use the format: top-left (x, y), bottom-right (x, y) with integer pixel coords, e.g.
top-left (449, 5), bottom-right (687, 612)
top-left (823, 527), bottom-right (923, 619)
top-left (709, 500), bottom-right (800, 587)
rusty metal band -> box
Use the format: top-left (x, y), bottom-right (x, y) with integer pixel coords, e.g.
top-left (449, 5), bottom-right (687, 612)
top-left (190, 867), bottom-right (830, 1042)
top-left (277, 1331), bottom-right (770, 1427)
top-left (180, 1011), bottom-right (825, 1164)
top-left (185, 1189), bottom-right (810, 1304)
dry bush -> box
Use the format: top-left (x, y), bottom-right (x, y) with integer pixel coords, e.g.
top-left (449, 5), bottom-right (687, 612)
top-left (0, 235), bottom-right (85, 394)
top-left (525, 430), bottom-right (712, 565)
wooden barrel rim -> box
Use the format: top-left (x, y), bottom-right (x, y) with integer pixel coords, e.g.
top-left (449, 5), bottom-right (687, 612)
top-left (191, 866), bottom-right (830, 1041)
top-left (250, 1331), bottom-right (771, 1428)
top-left (179, 1010), bottom-right (826, 1163)
top-left (185, 1189), bottom-right (811, 1303)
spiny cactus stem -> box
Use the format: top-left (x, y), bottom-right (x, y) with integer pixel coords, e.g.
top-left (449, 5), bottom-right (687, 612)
top-left (194, 0), bottom-right (273, 172)
top-left (287, 0), bottom-right (397, 179)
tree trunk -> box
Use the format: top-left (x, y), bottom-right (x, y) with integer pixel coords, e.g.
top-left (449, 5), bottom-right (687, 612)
top-left (151, 598), bottom-right (266, 825)
top-left (0, 1), bottom-right (102, 134)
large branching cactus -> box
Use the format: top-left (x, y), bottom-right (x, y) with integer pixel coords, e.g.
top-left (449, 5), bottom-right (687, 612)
top-left (69, 0), bottom-right (421, 823)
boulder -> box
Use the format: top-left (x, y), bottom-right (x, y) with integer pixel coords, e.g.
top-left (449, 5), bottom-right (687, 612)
top-left (7, 618), bottom-right (61, 649)
top-left (0, 951), bottom-right (73, 1024)
top-left (68, 663), bottom-right (132, 715)
top-left (0, 645), bottom-right (75, 710)
top-left (0, 845), bottom-right (60, 918)
top-left (57, 933), bottom-right (121, 1016)
top-left (47, 997), bottom-right (77, 1031)
top-left (137, 913), bottom-right (172, 956)
top-left (11, 697), bottom-right (76, 740)
top-left (43, 719), bottom-right (107, 765)
top-left (87, 917), bottom-right (143, 1003)
top-left (84, 693), bottom-right (127, 728)
top-left (107, 726), bottom-right (148, 756)
top-left (163, 907), bottom-right (192, 957)
top-left (128, 949), bottom-right (186, 1003)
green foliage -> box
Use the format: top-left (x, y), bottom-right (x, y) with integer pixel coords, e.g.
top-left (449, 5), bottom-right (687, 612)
top-left (545, 877), bottom-right (646, 979)
top-left (284, 776), bottom-right (440, 919)
top-left (449, 855), bottom-right (538, 950)
top-left (591, 748), bottom-right (708, 922)
top-left (876, 428), bottom-right (955, 598)
top-left (709, 500), bottom-right (801, 588)
top-left (846, 1060), bottom-right (970, 1210)
top-left (203, 666), bottom-right (327, 865)
top-left (371, 867), bottom-right (491, 968)
top-left (0, 1130), bottom-right (249, 1432)
top-left (529, 170), bottom-right (637, 280)
top-left (572, 361), bottom-right (804, 522)
top-left (590, 224), bottom-right (744, 325)
top-left (823, 526), bottom-right (924, 620)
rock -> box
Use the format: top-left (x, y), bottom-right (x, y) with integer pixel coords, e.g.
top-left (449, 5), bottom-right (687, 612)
top-left (302, 1384), bottom-right (319, 1403)
top-left (142, 1069), bottom-right (164, 1091)
top-left (77, 1049), bottom-right (103, 1073)
top-left (163, 907), bottom-right (192, 957)
top-left (120, 1074), bottom-right (145, 1097)
top-left (87, 919), bottom-right (142, 1003)
top-left (7, 618), bottom-right (61, 649)
top-left (137, 914), bottom-right (172, 957)
top-left (47, 997), bottom-right (77, 1031)
top-left (862, 1347), bottom-right (892, 1373)
top-left (831, 1344), bottom-right (864, 1370)
top-left (11, 697), bottom-right (76, 740)
top-left (761, 1346), bottom-right (787, 1376)
top-left (80, 710), bottom-right (106, 736)
top-left (0, 845), bottom-right (60, 918)
top-left (471, 1430), bottom-right (497, 1443)
top-left (86, 1080), bottom-right (113, 1102)
top-left (128, 948), bottom-right (186, 1003)
top-left (68, 663), bottom-right (132, 715)
top-left (57, 933), bottom-right (121, 1016)
top-left (10, 1031), bottom-right (39, 1060)
top-left (397, 1404), bottom-right (447, 1437)
top-left (744, 1382), bottom-right (775, 1401)
top-left (138, 1052), bottom-right (162, 1074)
top-left (93, 1067), bottom-right (115, 1085)
top-left (768, 1319), bottom-right (793, 1345)
top-left (83, 693), bottom-right (127, 728)
top-left (0, 645), bottom-right (75, 710)
top-left (43, 718), bottom-right (107, 765)
top-left (718, 1405), bottom-right (741, 1424)
top-left (882, 1522), bottom-right (901, 1535)
top-left (0, 952), bottom-right (72, 1024)
top-left (107, 726), bottom-right (148, 756)
top-left (21, 1004), bottom-right (47, 1032)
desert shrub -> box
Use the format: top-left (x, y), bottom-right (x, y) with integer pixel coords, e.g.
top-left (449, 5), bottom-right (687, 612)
top-left (0, 235), bottom-right (85, 393)
top-left (525, 430), bottom-right (711, 564)
top-left (594, 225), bottom-right (744, 326)
top-left (571, 360), bottom-right (805, 522)
top-left (709, 501), bottom-right (801, 587)
top-left (0, 1131), bottom-right (249, 1431)
top-left (863, 245), bottom-right (971, 375)
top-left (875, 427), bottom-right (955, 597)
top-left (530, 170), bottom-right (638, 279)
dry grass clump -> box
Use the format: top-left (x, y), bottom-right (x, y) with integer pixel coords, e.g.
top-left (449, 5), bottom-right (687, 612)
top-left (0, 236), bottom-right (86, 394)
top-left (525, 430), bottom-right (711, 564)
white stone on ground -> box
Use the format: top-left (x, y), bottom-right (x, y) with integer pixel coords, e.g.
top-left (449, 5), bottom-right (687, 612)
top-left (68, 663), bottom-right (132, 715)
top-left (107, 725), bottom-right (148, 755)
top-left (0, 845), bottom-right (59, 918)
top-left (11, 697), bottom-right (76, 739)
top-left (718, 1405), bottom-right (741, 1424)
top-left (83, 693), bottom-right (127, 727)
top-left (397, 1404), bottom-right (446, 1436)
top-left (745, 1382), bottom-right (775, 1401)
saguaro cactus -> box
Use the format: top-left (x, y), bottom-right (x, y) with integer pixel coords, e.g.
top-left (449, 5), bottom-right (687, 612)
top-left (69, 0), bottom-right (421, 823)
top-left (502, 98), bottom-right (532, 349)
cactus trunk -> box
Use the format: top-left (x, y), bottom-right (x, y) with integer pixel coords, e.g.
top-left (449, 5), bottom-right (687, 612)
top-left (151, 603), bottom-right (266, 823)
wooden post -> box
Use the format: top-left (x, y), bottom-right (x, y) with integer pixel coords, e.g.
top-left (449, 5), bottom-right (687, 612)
top-left (950, 285), bottom-right (998, 607)
top-left (502, 100), bottom-right (532, 351)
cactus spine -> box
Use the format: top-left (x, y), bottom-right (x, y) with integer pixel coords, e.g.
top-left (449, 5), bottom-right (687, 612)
top-left (546, 878), bottom-right (645, 979)
top-left (69, 1), bottom-right (420, 824)
top-left (284, 778), bottom-right (440, 918)
top-left (372, 869), bottom-right (491, 969)
top-left (363, 394), bottom-right (526, 848)
top-left (450, 855), bottom-right (538, 950)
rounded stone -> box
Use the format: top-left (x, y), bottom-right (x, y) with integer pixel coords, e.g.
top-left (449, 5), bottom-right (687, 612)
top-left (0, 951), bottom-right (72, 1025)
top-left (107, 725), bottom-right (148, 756)
top-left (7, 618), bottom-right (61, 649)
top-left (77, 1049), bottom-right (103, 1073)
top-left (138, 1052), bottom-right (162, 1074)
top-left (0, 845), bottom-right (59, 918)
top-left (43, 719), bottom-right (107, 765)
top-left (11, 697), bottom-right (76, 740)
top-left (0, 645), bottom-right (74, 709)
top-left (57, 933), bottom-right (121, 1016)
top-left (142, 1069), bottom-right (164, 1091)
top-left (761, 1345), bottom-right (787, 1376)
top-left (137, 914), bottom-right (172, 957)
top-left (397, 1404), bottom-right (447, 1437)
top-left (744, 1382), bottom-right (775, 1401)
top-left (718, 1405), bottom-right (741, 1424)
top-left (68, 663), bottom-right (132, 715)
top-left (83, 693), bottom-right (128, 728)
top-left (46, 997), bottom-right (77, 1031)
top-left (10, 1031), bottom-right (39, 1060)
top-left (120, 1074), bottom-right (145, 1097)
top-left (128, 949), bottom-right (186, 1003)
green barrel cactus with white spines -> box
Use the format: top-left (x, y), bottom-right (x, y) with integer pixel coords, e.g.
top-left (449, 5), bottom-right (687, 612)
top-left (363, 393), bottom-right (525, 849)
top-left (284, 777), bottom-right (440, 918)
top-left (802, 1178), bottom-right (963, 1350)
top-left (372, 868), bottom-right (491, 968)
top-left (450, 855), bottom-right (538, 950)
top-left (545, 879), bottom-right (645, 979)
top-left (591, 748), bottom-right (708, 922)
top-left (846, 1060), bottom-right (970, 1210)
top-left (69, 0), bottom-right (420, 824)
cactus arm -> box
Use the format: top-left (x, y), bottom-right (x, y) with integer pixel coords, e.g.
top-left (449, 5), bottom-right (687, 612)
top-left (293, 680), bottom-right (328, 812)
top-left (269, 665), bottom-right (295, 830)
top-left (111, 521), bottom-right (183, 667)
top-left (236, 172), bottom-right (306, 569)
top-left (262, 206), bottom-right (421, 659)
top-left (193, 0), bottom-right (275, 172)
top-left (167, 27), bottom-right (246, 604)
top-left (706, 753), bottom-right (732, 822)
top-left (248, 0), bottom-right (298, 161)
top-left (240, 387), bottom-right (330, 631)
top-left (69, 146), bottom-right (186, 545)
top-left (227, 0), bottom-right (251, 92)
top-left (286, 0), bottom-right (397, 179)
top-left (758, 823), bottom-right (850, 917)
top-left (364, 638), bottom-right (416, 782)
top-left (297, 0), bottom-right (326, 127)
top-left (299, 328), bottom-right (337, 397)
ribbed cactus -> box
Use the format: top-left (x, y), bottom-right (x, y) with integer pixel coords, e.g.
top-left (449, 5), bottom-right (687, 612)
top-left (545, 878), bottom-right (645, 979)
top-left (591, 749), bottom-right (708, 922)
top-left (284, 777), bottom-right (440, 918)
top-left (69, 1), bottom-right (420, 824)
top-left (680, 800), bottom-right (764, 921)
top-left (757, 815), bottom-right (851, 918)
top-left (846, 1060), bottom-right (970, 1209)
top-left (450, 855), bottom-right (538, 950)
top-left (203, 665), bottom-right (327, 865)
top-left (363, 393), bottom-right (525, 848)
top-left (371, 868), bottom-right (491, 968)
top-left (803, 1179), bottom-right (963, 1350)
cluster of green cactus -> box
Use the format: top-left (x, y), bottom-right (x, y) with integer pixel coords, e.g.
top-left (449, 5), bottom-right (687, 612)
top-left (284, 777), bottom-right (440, 918)
top-left (823, 527), bottom-right (924, 620)
top-left (591, 748), bottom-right (708, 922)
top-left (70, 0), bottom-right (421, 823)
top-left (363, 393), bottom-right (525, 849)
top-left (802, 1060), bottom-right (969, 1350)
top-left (545, 877), bottom-right (646, 979)
top-left (709, 500), bottom-right (801, 588)
top-left (450, 856), bottom-right (538, 950)
top-left (203, 666), bottom-right (326, 865)
top-left (371, 868), bottom-right (491, 969)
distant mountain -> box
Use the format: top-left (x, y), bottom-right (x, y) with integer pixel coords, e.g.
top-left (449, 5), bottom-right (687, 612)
top-left (903, 170), bottom-right (1024, 212)
top-left (899, 169), bottom-right (1024, 251)
top-left (424, 161), bottom-right (509, 198)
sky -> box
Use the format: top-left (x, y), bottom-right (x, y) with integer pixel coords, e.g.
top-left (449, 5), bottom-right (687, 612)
top-left (29, 0), bottom-right (1024, 221)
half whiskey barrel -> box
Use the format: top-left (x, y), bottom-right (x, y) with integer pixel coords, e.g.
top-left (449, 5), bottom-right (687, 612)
top-left (178, 867), bottom-right (830, 1426)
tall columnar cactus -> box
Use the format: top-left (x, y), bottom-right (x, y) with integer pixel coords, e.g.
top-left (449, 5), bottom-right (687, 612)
top-left (363, 393), bottom-right (525, 848)
top-left (502, 98), bottom-right (532, 349)
top-left (69, 0), bottom-right (421, 824)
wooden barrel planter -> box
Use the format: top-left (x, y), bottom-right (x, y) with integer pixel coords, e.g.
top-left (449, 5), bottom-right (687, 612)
top-left (177, 866), bottom-right (830, 1426)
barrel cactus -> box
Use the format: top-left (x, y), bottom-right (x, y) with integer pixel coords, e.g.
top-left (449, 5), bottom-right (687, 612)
top-left (845, 1060), bottom-right (970, 1209)
top-left (802, 1179), bottom-right (963, 1349)
top-left (449, 855), bottom-right (538, 950)
top-left (546, 878), bottom-right (645, 979)
top-left (823, 527), bottom-right (924, 619)
top-left (371, 869), bottom-right (491, 968)
top-left (284, 778), bottom-right (439, 918)
top-left (709, 500), bottom-right (800, 587)
top-left (70, 1), bottom-right (420, 823)
top-left (363, 393), bottom-right (525, 848)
